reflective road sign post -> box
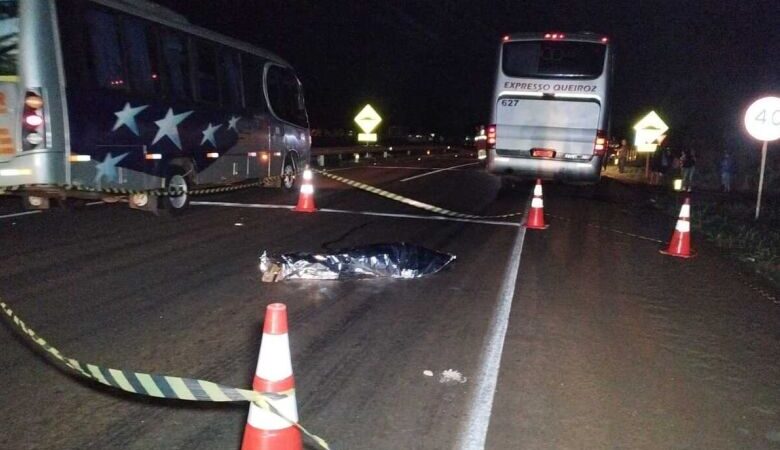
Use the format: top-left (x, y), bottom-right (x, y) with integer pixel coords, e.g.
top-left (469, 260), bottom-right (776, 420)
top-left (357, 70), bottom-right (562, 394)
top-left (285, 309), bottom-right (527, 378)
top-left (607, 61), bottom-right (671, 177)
top-left (744, 97), bottom-right (780, 220)
top-left (354, 104), bottom-right (382, 144)
top-left (633, 111), bottom-right (669, 180)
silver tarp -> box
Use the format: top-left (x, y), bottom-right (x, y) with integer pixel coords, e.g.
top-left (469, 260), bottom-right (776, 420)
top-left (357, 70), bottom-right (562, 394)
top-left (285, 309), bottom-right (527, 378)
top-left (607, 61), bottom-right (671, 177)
top-left (259, 243), bottom-right (456, 281)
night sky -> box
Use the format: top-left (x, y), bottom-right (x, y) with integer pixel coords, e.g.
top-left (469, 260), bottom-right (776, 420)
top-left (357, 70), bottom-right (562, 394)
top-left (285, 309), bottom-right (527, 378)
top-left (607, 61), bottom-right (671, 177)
top-left (157, 0), bottom-right (778, 152)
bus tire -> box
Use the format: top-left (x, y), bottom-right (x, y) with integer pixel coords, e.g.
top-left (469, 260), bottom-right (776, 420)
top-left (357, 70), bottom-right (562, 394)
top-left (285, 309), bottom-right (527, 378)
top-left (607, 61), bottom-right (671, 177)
top-left (21, 194), bottom-right (50, 210)
top-left (281, 157), bottom-right (297, 191)
top-left (161, 166), bottom-right (190, 214)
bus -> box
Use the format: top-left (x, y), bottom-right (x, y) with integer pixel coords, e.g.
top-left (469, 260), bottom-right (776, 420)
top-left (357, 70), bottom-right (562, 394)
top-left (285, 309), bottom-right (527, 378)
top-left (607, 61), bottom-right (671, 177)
top-left (0, 0), bottom-right (310, 213)
top-left (486, 32), bottom-right (613, 185)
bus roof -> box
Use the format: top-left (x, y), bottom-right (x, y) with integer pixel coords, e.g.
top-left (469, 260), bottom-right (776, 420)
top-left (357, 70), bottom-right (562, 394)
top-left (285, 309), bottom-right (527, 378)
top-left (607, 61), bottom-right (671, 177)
top-left (91, 0), bottom-right (293, 68)
top-left (502, 32), bottom-right (609, 44)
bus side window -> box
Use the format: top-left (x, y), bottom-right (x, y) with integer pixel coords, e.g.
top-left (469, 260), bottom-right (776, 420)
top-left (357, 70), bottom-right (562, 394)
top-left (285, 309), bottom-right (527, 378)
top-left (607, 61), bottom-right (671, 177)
top-left (219, 49), bottom-right (242, 109)
top-left (85, 9), bottom-right (126, 90)
top-left (241, 54), bottom-right (265, 112)
top-left (120, 17), bottom-right (160, 96)
top-left (193, 40), bottom-right (218, 104)
top-left (159, 32), bottom-right (192, 101)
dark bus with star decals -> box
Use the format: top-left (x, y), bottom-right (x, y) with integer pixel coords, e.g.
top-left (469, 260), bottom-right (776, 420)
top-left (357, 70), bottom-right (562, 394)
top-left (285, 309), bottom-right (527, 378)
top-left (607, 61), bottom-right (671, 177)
top-left (0, 0), bottom-right (310, 213)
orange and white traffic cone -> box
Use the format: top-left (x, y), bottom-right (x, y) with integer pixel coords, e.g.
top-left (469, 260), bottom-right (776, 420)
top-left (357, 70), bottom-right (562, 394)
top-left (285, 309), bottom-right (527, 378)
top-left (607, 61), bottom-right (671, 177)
top-left (293, 167), bottom-right (316, 213)
top-left (241, 303), bottom-right (302, 450)
top-left (660, 197), bottom-right (696, 258)
top-left (526, 179), bottom-right (549, 229)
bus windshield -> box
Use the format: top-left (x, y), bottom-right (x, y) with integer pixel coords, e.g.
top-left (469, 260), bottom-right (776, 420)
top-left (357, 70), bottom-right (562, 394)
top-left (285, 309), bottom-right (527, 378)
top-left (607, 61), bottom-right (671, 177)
top-left (0, 0), bottom-right (18, 78)
top-left (502, 40), bottom-right (606, 79)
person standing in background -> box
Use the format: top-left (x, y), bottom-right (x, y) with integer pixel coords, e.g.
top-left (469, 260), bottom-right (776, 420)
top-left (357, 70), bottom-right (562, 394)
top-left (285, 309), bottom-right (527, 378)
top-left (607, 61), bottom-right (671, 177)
top-left (719, 151), bottom-right (737, 193)
top-left (618, 139), bottom-right (628, 174)
top-left (680, 147), bottom-right (696, 192)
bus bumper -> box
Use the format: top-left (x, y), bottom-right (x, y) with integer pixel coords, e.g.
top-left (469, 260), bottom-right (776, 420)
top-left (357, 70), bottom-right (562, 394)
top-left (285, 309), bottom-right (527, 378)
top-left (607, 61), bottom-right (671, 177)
top-left (487, 150), bottom-right (602, 183)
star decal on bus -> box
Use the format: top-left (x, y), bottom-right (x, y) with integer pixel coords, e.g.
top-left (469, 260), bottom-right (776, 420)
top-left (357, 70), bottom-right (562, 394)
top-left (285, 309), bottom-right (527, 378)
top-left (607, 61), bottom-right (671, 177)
top-left (152, 108), bottom-right (194, 149)
top-left (227, 115), bottom-right (240, 132)
top-left (112, 102), bottom-right (148, 135)
top-left (94, 152), bottom-right (128, 184)
top-left (200, 122), bottom-right (222, 147)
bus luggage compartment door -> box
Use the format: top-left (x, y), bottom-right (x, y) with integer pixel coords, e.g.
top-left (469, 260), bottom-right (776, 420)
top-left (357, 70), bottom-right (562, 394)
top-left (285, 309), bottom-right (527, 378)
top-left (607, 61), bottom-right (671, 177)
top-left (496, 97), bottom-right (600, 158)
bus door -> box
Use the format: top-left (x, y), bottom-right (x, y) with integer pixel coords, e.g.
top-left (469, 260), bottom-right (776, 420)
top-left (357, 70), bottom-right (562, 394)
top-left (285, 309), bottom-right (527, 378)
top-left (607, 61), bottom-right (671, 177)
top-left (282, 123), bottom-right (307, 166)
top-left (239, 113), bottom-right (271, 181)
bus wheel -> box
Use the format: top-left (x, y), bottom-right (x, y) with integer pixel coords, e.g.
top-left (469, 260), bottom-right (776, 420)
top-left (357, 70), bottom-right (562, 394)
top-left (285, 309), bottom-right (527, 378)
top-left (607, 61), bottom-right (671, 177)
top-left (162, 168), bottom-right (190, 213)
top-left (281, 160), bottom-right (296, 191)
top-left (22, 194), bottom-right (50, 210)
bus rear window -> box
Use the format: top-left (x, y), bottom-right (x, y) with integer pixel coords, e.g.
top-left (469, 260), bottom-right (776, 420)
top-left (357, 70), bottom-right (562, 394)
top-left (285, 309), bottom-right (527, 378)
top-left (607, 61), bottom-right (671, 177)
top-left (0, 1), bottom-right (19, 78)
top-left (502, 41), bottom-right (606, 79)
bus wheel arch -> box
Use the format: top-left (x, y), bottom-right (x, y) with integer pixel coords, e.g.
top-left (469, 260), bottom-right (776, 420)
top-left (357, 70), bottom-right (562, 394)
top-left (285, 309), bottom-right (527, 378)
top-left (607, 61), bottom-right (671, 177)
top-left (168, 157), bottom-right (197, 184)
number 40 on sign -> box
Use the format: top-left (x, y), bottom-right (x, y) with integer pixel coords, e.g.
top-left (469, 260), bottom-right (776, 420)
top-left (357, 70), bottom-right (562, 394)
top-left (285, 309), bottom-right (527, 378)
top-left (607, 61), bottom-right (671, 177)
top-left (744, 96), bottom-right (780, 220)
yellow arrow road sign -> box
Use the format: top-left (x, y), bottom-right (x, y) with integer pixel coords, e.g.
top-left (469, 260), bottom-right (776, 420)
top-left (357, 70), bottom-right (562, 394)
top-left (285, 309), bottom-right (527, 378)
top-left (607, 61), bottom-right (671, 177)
top-left (633, 111), bottom-right (668, 147)
top-left (354, 104), bottom-right (382, 134)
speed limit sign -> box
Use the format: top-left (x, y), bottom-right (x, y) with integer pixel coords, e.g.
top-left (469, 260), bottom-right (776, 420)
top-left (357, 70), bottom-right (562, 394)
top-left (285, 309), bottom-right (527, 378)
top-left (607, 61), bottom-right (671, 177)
top-left (745, 96), bottom-right (780, 220)
top-left (745, 96), bottom-right (780, 142)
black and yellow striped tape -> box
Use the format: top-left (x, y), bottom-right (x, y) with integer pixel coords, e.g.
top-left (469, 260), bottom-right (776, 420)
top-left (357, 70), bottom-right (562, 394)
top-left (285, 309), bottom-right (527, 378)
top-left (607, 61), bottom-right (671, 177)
top-left (315, 169), bottom-right (525, 220)
top-left (0, 179), bottom-right (268, 198)
top-left (0, 300), bottom-right (329, 449)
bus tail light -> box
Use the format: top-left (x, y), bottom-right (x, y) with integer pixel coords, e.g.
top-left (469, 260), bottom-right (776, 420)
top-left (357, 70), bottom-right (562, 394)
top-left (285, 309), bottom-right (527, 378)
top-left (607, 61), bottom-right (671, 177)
top-left (593, 130), bottom-right (607, 156)
top-left (23, 90), bottom-right (45, 150)
top-left (486, 124), bottom-right (496, 150)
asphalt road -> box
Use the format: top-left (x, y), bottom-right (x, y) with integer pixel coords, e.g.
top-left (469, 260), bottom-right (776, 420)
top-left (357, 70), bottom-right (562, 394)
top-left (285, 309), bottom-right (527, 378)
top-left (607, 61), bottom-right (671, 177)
top-left (1, 152), bottom-right (779, 450)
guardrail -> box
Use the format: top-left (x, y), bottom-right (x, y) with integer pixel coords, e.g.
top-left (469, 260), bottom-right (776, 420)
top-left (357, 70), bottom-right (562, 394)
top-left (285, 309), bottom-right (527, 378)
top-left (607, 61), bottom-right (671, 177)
top-left (310, 144), bottom-right (471, 167)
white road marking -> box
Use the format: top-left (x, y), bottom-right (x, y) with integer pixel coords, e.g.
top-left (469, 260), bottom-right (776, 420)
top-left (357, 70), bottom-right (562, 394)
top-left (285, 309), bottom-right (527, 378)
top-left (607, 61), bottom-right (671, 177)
top-left (326, 164), bottom-right (478, 173)
top-left (190, 201), bottom-right (294, 210)
top-left (0, 200), bottom-right (105, 220)
top-left (317, 207), bottom-right (520, 227)
top-left (400, 162), bottom-right (481, 182)
top-left (0, 210), bottom-right (41, 220)
top-left (190, 201), bottom-right (521, 227)
top-left (455, 194), bottom-right (530, 450)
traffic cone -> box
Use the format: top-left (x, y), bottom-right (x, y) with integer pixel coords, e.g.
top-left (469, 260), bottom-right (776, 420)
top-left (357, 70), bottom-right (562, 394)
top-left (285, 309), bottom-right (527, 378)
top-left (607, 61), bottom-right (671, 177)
top-left (241, 303), bottom-right (302, 450)
top-left (293, 167), bottom-right (316, 212)
top-left (526, 179), bottom-right (549, 229)
top-left (660, 198), bottom-right (696, 258)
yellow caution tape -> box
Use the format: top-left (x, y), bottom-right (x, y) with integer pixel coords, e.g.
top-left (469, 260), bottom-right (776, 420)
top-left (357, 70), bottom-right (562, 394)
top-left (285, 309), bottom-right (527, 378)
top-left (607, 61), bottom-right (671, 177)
top-left (315, 169), bottom-right (525, 219)
top-left (0, 179), bottom-right (265, 198)
top-left (0, 300), bottom-right (329, 449)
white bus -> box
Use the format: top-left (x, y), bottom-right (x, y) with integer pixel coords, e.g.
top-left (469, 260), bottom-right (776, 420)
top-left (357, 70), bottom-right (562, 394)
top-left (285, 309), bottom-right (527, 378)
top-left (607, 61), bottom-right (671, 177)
top-left (486, 32), bottom-right (613, 184)
top-left (0, 0), bottom-right (310, 213)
